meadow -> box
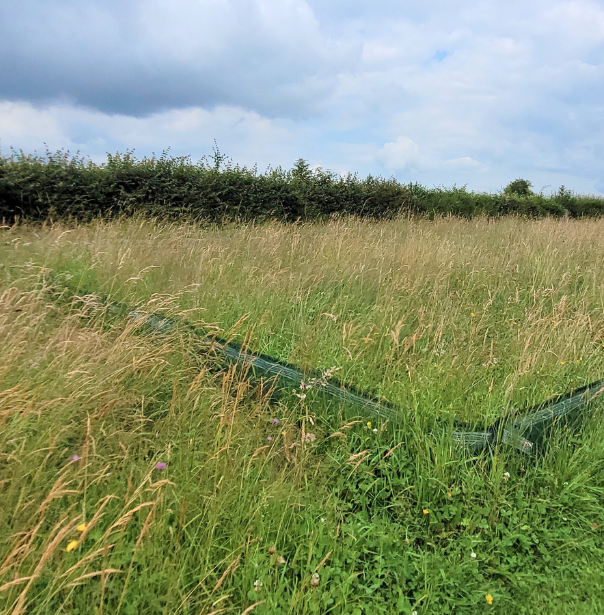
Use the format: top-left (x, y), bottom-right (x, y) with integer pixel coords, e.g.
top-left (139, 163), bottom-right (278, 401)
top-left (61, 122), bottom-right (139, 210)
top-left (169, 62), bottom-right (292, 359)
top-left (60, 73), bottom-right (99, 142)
top-left (1, 215), bottom-right (604, 614)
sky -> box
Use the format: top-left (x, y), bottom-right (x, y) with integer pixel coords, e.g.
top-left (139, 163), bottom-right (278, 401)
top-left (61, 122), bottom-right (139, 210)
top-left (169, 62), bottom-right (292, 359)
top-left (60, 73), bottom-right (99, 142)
top-left (1, 0), bottom-right (603, 194)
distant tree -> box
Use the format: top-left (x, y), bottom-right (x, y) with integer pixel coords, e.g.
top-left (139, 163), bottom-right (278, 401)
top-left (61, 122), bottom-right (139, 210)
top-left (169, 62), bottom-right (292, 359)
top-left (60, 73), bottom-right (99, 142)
top-left (292, 158), bottom-right (312, 181)
top-left (504, 178), bottom-right (533, 197)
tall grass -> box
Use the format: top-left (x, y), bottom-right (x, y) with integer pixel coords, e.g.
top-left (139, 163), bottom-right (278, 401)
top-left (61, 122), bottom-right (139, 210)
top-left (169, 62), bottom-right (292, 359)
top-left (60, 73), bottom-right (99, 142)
top-left (1, 216), bottom-right (604, 613)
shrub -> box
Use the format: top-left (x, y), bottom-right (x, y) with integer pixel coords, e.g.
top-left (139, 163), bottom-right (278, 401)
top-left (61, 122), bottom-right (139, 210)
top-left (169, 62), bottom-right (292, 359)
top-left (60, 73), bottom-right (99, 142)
top-left (1, 149), bottom-right (602, 222)
top-left (504, 179), bottom-right (534, 197)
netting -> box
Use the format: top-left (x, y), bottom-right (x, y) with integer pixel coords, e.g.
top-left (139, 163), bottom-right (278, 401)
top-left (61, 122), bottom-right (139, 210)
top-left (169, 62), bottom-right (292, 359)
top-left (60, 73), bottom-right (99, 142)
top-left (207, 337), bottom-right (397, 420)
top-left (64, 289), bottom-right (604, 456)
top-left (453, 379), bottom-right (604, 455)
top-left (134, 309), bottom-right (603, 454)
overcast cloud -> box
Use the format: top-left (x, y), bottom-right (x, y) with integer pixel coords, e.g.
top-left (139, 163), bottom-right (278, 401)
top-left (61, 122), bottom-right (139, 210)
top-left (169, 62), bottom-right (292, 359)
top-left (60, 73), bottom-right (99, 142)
top-left (1, 0), bottom-right (603, 193)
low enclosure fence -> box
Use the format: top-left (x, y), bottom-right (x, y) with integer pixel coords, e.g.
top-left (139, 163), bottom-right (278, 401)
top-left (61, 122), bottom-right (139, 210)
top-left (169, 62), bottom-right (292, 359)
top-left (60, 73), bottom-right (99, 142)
top-left (56, 287), bottom-right (604, 457)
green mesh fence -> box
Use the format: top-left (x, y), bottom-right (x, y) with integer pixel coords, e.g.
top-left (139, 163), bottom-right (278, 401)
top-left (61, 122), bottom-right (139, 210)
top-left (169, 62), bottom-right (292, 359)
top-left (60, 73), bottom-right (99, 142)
top-left (132, 308), bottom-right (604, 455)
top-left (452, 379), bottom-right (604, 455)
top-left (63, 289), bottom-right (604, 455)
top-left (128, 310), bottom-right (397, 420)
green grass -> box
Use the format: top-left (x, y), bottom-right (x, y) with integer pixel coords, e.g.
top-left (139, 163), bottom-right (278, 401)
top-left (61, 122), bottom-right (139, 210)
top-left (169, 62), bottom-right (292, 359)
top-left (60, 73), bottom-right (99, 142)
top-left (1, 216), bottom-right (604, 614)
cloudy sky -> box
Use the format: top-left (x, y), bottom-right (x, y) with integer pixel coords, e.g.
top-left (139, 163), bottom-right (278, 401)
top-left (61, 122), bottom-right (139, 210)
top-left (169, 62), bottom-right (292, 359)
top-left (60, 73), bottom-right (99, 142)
top-left (1, 0), bottom-right (603, 193)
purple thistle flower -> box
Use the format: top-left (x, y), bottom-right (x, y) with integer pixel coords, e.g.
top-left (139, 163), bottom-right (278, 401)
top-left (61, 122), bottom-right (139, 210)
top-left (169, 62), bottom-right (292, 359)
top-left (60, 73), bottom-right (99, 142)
top-left (271, 418), bottom-right (279, 425)
top-left (70, 455), bottom-right (80, 461)
top-left (267, 436), bottom-right (273, 442)
top-left (155, 462), bottom-right (167, 470)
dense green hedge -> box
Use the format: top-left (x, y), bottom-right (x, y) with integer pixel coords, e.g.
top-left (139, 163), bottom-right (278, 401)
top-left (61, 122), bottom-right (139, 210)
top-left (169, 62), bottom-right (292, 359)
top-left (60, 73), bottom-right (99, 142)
top-left (1, 149), bottom-right (603, 222)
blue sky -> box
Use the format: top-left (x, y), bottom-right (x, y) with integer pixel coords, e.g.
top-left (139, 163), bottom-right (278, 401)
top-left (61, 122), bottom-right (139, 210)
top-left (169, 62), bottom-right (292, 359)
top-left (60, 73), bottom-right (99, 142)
top-left (1, 0), bottom-right (603, 194)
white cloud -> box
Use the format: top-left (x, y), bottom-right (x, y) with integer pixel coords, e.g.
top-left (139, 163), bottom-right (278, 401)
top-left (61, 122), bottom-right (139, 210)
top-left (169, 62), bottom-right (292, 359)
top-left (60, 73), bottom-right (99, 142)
top-left (0, 101), bottom-right (300, 170)
top-left (446, 157), bottom-right (482, 169)
top-left (377, 137), bottom-right (420, 171)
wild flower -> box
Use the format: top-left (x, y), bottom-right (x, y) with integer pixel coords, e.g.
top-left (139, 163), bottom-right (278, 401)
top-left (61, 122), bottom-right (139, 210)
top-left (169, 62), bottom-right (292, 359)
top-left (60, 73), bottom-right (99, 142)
top-left (267, 436), bottom-right (273, 442)
top-left (423, 509), bottom-right (429, 515)
top-left (322, 366), bottom-right (341, 380)
top-left (253, 579), bottom-right (263, 591)
top-left (470, 552), bottom-right (476, 558)
top-left (66, 540), bottom-right (78, 552)
top-left (271, 418), bottom-right (280, 424)
top-left (310, 572), bottom-right (320, 588)
top-left (70, 454), bottom-right (80, 461)
top-left (373, 428), bottom-right (378, 433)
top-left (294, 392), bottom-right (307, 400)
top-left (276, 556), bottom-right (286, 565)
top-left (486, 593), bottom-right (493, 605)
top-left (307, 367), bottom-right (341, 390)
top-left (77, 523), bottom-right (87, 532)
top-left (503, 472), bottom-right (510, 480)
top-left (304, 433), bottom-right (316, 443)
top-left (366, 421), bottom-right (372, 429)
top-left (155, 462), bottom-right (167, 470)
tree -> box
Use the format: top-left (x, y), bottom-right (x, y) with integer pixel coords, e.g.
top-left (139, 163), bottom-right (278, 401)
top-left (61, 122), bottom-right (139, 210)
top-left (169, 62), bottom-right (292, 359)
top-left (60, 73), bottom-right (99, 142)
top-left (504, 178), bottom-right (533, 197)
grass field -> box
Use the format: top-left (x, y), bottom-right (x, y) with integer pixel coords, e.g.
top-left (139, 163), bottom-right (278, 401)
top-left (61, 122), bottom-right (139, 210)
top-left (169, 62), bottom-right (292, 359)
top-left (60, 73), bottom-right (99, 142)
top-left (2, 216), bottom-right (604, 614)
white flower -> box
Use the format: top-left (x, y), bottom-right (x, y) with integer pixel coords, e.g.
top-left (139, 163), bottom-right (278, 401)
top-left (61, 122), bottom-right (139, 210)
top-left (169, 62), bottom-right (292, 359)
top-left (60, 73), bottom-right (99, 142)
top-left (310, 572), bottom-right (320, 588)
top-left (470, 552), bottom-right (477, 558)
top-left (373, 428), bottom-right (378, 433)
top-left (503, 472), bottom-right (510, 481)
top-left (412, 611), bottom-right (418, 615)
top-left (253, 579), bottom-right (263, 591)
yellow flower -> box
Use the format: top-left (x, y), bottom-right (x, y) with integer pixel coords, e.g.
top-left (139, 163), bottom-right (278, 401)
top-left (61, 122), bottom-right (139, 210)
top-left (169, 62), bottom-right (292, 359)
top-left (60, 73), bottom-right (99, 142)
top-left (560, 361), bottom-right (565, 365)
top-left (366, 421), bottom-right (371, 429)
top-left (471, 312), bottom-right (475, 317)
top-left (447, 491), bottom-right (452, 498)
top-left (486, 593), bottom-right (493, 605)
top-left (77, 523), bottom-right (87, 532)
top-left (66, 540), bottom-right (78, 552)
top-left (423, 509), bottom-right (429, 515)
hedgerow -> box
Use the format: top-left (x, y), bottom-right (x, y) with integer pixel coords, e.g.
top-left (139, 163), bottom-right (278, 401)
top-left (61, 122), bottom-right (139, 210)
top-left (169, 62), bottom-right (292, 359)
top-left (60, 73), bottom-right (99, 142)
top-left (1, 148), bottom-right (602, 222)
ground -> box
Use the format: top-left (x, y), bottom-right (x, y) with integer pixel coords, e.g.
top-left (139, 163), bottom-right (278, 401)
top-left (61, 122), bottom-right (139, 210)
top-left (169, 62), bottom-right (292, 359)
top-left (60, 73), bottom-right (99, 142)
top-left (1, 216), bottom-right (604, 614)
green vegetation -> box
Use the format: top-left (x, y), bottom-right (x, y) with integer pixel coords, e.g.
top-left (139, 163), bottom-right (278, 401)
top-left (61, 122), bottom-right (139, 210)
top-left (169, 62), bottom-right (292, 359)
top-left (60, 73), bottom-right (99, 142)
top-left (2, 149), bottom-right (604, 223)
top-left (2, 216), bottom-right (604, 614)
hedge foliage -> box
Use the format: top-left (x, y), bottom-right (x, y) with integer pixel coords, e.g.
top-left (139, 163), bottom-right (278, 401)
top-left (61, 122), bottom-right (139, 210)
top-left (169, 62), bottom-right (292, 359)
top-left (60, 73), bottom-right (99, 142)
top-left (1, 149), bottom-right (603, 222)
